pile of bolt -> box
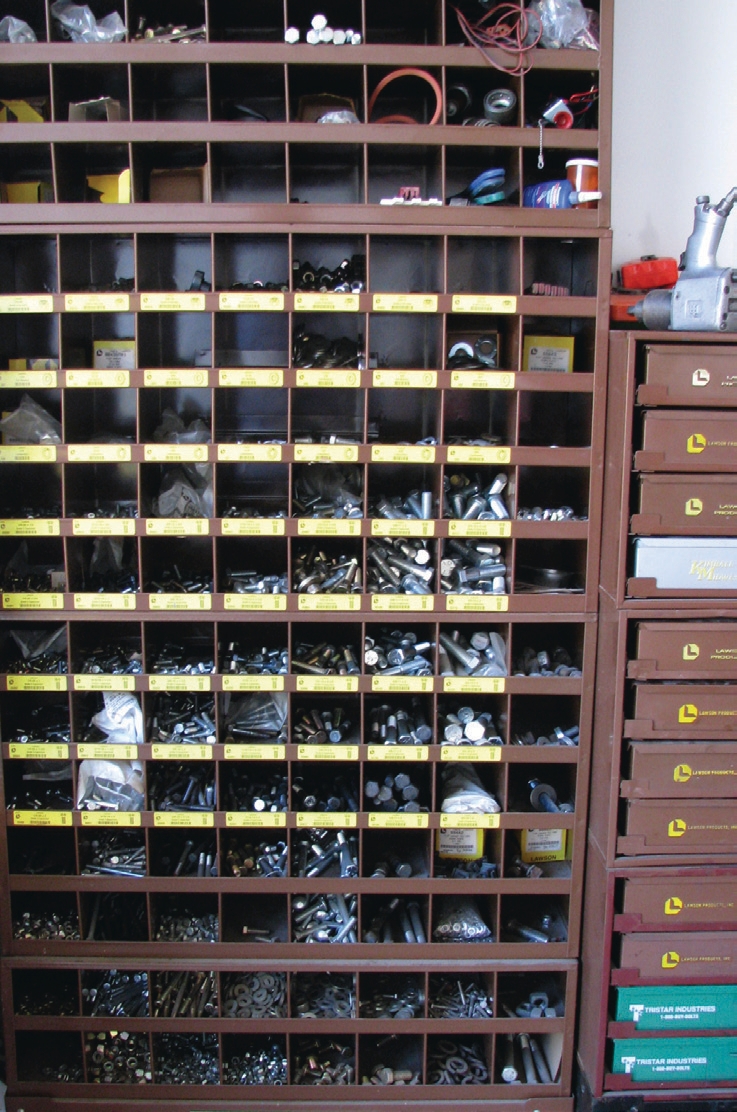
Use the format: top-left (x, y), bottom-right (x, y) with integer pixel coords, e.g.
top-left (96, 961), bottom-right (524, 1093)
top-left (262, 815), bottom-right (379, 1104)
top-left (506, 909), bottom-right (566, 943)
top-left (363, 897), bottom-right (426, 943)
top-left (429, 977), bottom-right (493, 1018)
top-left (513, 644), bottom-right (581, 677)
top-left (13, 909), bottom-right (80, 940)
top-left (439, 629), bottom-right (508, 678)
top-left (293, 255), bottom-right (365, 293)
top-left (82, 971), bottom-right (149, 1018)
top-left (2, 503), bottom-right (62, 518)
top-left (225, 767), bottom-right (287, 813)
top-left (11, 703), bottom-right (70, 746)
top-left (513, 722), bottom-right (579, 747)
top-left (85, 1031), bottom-right (151, 1083)
top-left (293, 328), bottom-right (361, 370)
top-left (368, 700), bottom-right (433, 744)
top-left (16, 984), bottom-right (77, 1016)
top-left (7, 649), bottom-right (67, 674)
top-left (6, 782), bottom-right (74, 810)
top-left (501, 1032), bottom-right (553, 1084)
top-left (365, 771), bottom-right (427, 813)
top-left (161, 837), bottom-right (217, 877)
top-left (507, 854), bottom-right (544, 878)
top-left (42, 1058), bottom-right (84, 1083)
top-left (360, 974), bottom-right (424, 1017)
top-left (223, 1042), bottom-right (288, 1085)
top-left (294, 829), bottom-right (357, 877)
top-left (221, 641), bottom-right (288, 676)
top-left (148, 692), bottom-right (216, 745)
top-left (147, 567), bottom-right (213, 594)
top-left (294, 547), bottom-right (362, 593)
top-left (153, 971), bottom-right (217, 1018)
top-left (292, 892), bottom-right (357, 942)
top-left (293, 705), bottom-right (354, 746)
top-left (226, 837), bottom-right (287, 877)
top-left (148, 764), bottom-right (216, 812)
top-left (517, 503), bottom-right (587, 521)
top-left (225, 567), bottom-right (288, 594)
top-left (364, 629), bottom-right (433, 677)
top-left (502, 988), bottom-right (561, 1019)
top-left (221, 499), bottom-right (288, 517)
top-left (155, 910), bottom-right (218, 942)
top-left (368, 537), bottom-right (435, 594)
top-left (222, 972), bottom-right (286, 1018)
top-left (3, 563), bottom-right (63, 592)
top-left (89, 564), bottom-right (138, 594)
top-left (154, 1033), bottom-right (219, 1085)
top-left (294, 973), bottom-right (355, 1017)
top-left (82, 834), bottom-right (146, 877)
top-left (133, 18), bottom-right (205, 41)
top-left (292, 772), bottom-right (359, 813)
top-left (441, 539), bottom-right (508, 595)
top-left (80, 644), bottom-right (142, 674)
top-left (86, 892), bottom-right (147, 942)
top-left (439, 702), bottom-right (504, 745)
top-left (76, 502), bottom-right (137, 519)
top-left (293, 639), bottom-right (360, 677)
top-left (371, 850), bottom-right (421, 878)
top-left (286, 14), bottom-right (363, 45)
top-left (372, 489), bottom-right (434, 521)
top-left (293, 466), bottom-right (363, 519)
top-left (293, 1039), bottom-right (355, 1084)
top-left (427, 1039), bottom-right (489, 1084)
top-left (434, 855), bottom-right (497, 879)
top-left (363, 1064), bottom-right (421, 1086)
top-left (444, 472), bottom-right (511, 521)
top-left (150, 643), bottom-right (214, 674)
top-left (228, 275), bottom-right (289, 291)
top-left (527, 777), bottom-right (574, 813)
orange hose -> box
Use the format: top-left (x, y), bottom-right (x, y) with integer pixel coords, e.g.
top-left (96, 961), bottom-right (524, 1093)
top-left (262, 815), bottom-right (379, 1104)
top-left (368, 67), bottom-right (443, 126)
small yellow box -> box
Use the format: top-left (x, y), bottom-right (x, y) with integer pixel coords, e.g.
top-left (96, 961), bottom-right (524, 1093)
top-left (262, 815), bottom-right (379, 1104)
top-left (8, 358), bottom-right (59, 370)
top-left (93, 340), bottom-right (136, 370)
top-left (0, 98), bottom-right (48, 123)
top-left (436, 827), bottom-right (484, 860)
top-left (523, 334), bottom-right (574, 373)
top-left (87, 169), bottom-right (131, 204)
top-left (1, 181), bottom-right (53, 204)
top-left (519, 828), bottom-right (568, 863)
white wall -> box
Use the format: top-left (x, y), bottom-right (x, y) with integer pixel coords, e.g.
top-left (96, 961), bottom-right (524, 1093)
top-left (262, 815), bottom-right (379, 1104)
top-left (612, 0), bottom-right (737, 272)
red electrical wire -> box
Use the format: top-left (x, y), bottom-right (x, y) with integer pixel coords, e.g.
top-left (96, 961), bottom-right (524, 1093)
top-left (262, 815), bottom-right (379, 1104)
top-left (454, 2), bottom-right (542, 77)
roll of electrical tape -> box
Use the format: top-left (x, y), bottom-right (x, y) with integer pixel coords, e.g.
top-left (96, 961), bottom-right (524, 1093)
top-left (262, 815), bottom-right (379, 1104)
top-left (482, 88), bottom-right (517, 125)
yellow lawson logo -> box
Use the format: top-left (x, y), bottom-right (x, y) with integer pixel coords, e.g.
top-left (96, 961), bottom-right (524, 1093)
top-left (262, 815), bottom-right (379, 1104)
top-left (668, 819), bottom-right (688, 837)
top-left (678, 703), bottom-right (698, 723)
top-left (662, 951), bottom-right (681, 969)
top-left (674, 763), bottom-right (692, 783)
top-left (685, 498), bottom-right (703, 516)
top-left (665, 897), bottom-right (683, 915)
top-left (687, 433), bottom-right (707, 453)
top-left (683, 643), bottom-right (700, 660)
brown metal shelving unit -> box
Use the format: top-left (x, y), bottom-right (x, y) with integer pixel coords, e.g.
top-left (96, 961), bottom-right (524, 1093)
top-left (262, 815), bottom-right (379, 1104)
top-left (0, 1), bottom-right (612, 1107)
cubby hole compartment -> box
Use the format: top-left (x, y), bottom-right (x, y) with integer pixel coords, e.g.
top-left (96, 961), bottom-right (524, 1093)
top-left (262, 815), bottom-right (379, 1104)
top-left (214, 311), bottom-right (289, 368)
top-left (77, 827), bottom-right (146, 875)
top-left (215, 463), bottom-right (289, 518)
top-left (367, 144), bottom-right (442, 206)
top-left (139, 462), bottom-right (212, 521)
top-left (504, 826), bottom-right (572, 879)
top-left (497, 970), bottom-right (566, 1019)
top-left (222, 892), bottom-right (287, 942)
top-left (144, 687), bottom-right (216, 746)
top-left (54, 143), bottom-right (130, 204)
top-left (0, 619), bottom-right (67, 673)
top-left (436, 758), bottom-right (503, 813)
top-left (143, 620), bottom-right (215, 675)
top-left (64, 387), bottom-right (137, 444)
top-left (492, 1030), bottom-right (560, 1086)
top-left (431, 890), bottom-right (496, 942)
top-left (291, 386), bottom-right (364, 442)
top-left (0, 461), bottom-right (61, 517)
top-left (0, 313), bottom-right (59, 368)
top-left (291, 620), bottom-right (362, 676)
top-left (362, 892), bottom-right (429, 944)
top-left (141, 536), bottom-right (213, 593)
top-left (0, 2), bottom-right (48, 42)
top-left (11, 890), bottom-right (79, 940)
top-left (65, 534), bottom-right (139, 592)
top-left (292, 233), bottom-right (366, 291)
top-left (15, 1030), bottom-right (83, 1083)
top-left (523, 236), bottom-right (598, 298)
top-left (445, 146), bottom-right (520, 207)
top-left (132, 143), bottom-right (209, 204)
top-left (522, 315), bottom-right (596, 374)
top-left (0, 233), bottom-right (56, 294)
top-left (210, 64), bottom-right (286, 122)
top-left (428, 970), bottom-right (494, 1017)
top-left (443, 70), bottom-right (521, 128)
top-left (524, 69), bottom-right (599, 131)
top-left (81, 968), bottom-right (150, 1016)
top-left (359, 1033), bottom-right (424, 1084)
top-left (0, 535), bottom-right (66, 591)
top-left (434, 825), bottom-right (502, 881)
top-left (499, 894), bottom-right (569, 945)
top-left (131, 64), bottom-right (207, 122)
top-left (214, 388), bottom-right (286, 445)
top-left (7, 824), bottom-right (75, 874)
top-left (364, 759), bottom-right (431, 812)
top-left (509, 620), bottom-right (584, 677)
top-left (367, 66), bottom-right (442, 126)
top-left (210, 143), bottom-right (287, 203)
top-left (152, 969), bottom-right (219, 1017)
top-left (427, 1032), bottom-right (492, 1083)
top-left (69, 619), bottom-right (142, 675)
top-left (508, 763), bottom-right (577, 816)
top-left (366, 0), bottom-right (440, 43)
top-left (442, 388), bottom-right (515, 447)
top-left (214, 234), bottom-right (289, 292)
top-left (139, 386), bottom-right (211, 443)
top-left (513, 538), bottom-right (587, 594)
top-left (286, 0), bottom-right (363, 43)
top-left (219, 685), bottom-right (289, 745)
top-left (137, 234), bottom-right (212, 292)
top-left (522, 146), bottom-right (595, 199)
top-left (217, 620), bottom-right (288, 674)
top-left (209, 0), bottom-right (285, 42)
top-left (289, 143), bottom-right (365, 206)
top-left (369, 235), bottom-right (443, 293)
top-left (0, 142), bottom-right (54, 203)
top-left (359, 972), bottom-right (424, 1019)
top-left (368, 461), bottom-right (440, 516)
top-left (59, 233), bottom-right (134, 294)
top-left (222, 1033), bottom-right (288, 1085)
top-left (291, 971), bottom-right (355, 1018)
top-left (362, 828), bottom-right (431, 878)
top-left (150, 830), bottom-right (218, 878)
top-left (290, 760), bottom-right (359, 811)
top-left (507, 691), bottom-right (580, 749)
top-left (0, 385), bottom-right (60, 439)
top-left (13, 967), bottom-right (80, 1015)
top-left (71, 688), bottom-right (142, 746)
top-left (153, 1031), bottom-right (220, 1084)
top-left (446, 311), bottom-right (518, 371)
top-left (447, 234), bottom-right (520, 294)
top-left (437, 690), bottom-right (507, 742)
top-left (292, 1033), bottom-right (356, 1085)
top-left (147, 759), bottom-right (216, 813)
top-left (370, 312), bottom-right (442, 369)
top-left (60, 310), bottom-right (135, 368)
top-left (515, 465), bottom-right (590, 522)
top-left (81, 890), bottom-right (148, 942)
top-left (127, 0), bottom-right (206, 40)
top-left (364, 692), bottom-right (435, 746)
top-left (151, 893), bottom-right (218, 942)
top-left (220, 759), bottom-right (287, 817)
top-left (517, 391), bottom-right (592, 446)
top-left (51, 63), bottom-right (129, 122)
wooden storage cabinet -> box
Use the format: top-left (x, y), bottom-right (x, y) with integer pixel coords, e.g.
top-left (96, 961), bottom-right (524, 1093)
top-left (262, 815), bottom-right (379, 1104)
top-left (0, 2), bottom-right (612, 1108)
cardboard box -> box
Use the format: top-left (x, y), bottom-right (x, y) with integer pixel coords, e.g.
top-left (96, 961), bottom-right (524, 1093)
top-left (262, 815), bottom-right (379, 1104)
top-left (69, 97), bottom-right (122, 122)
top-left (633, 537), bottom-right (737, 591)
top-left (612, 1036), bottom-right (737, 1082)
top-left (519, 828), bottom-right (568, 862)
top-left (86, 169), bottom-right (130, 204)
top-left (523, 334), bottom-right (574, 373)
top-left (93, 341), bottom-right (136, 370)
top-left (616, 985), bottom-right (737, 1030)
top-left (1, 181), bottom-right (53, 204)
top-left (149, 166), bottom-right (210, 204)
top-left (0, 98), bottom-right (48, 123)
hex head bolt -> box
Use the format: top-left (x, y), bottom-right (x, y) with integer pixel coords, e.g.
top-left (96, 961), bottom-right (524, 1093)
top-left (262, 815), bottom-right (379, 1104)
top-left (438, 633), bottom-right (480, 673)
top-left (501, 1033), bottom-right (519, 1082)
top-left (528, 778), bottom-right (561, 813)
top-left (529, 1036), bottom-right (552, 1083)
top-left (518, 1033), bottom-right (538, 1083)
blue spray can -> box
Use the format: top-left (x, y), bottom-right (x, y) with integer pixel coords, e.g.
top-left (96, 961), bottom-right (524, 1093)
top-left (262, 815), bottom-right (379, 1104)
top-left (523, 180), bottom-right (601, 209)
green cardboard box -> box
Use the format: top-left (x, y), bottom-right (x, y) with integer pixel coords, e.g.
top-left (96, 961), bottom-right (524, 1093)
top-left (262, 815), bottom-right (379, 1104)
top-left (612, 1037), bottom-right (737, 1082)
top-left (616, 985), bottom-right (737, 1030)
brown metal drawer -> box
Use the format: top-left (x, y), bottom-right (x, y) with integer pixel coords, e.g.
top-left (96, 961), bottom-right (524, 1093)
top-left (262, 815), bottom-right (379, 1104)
top-left (620, 932), bottom-right (737, 980)
top-left (634, 474), bottom-right (737, 534)
top-left (623, 742), bottom-right (737, 798)
top-left (630, 622), bottom-right (737, 680)
top-left (621, 799), bottom-right (737, 855)
top-left (630, 683), bottom-right (737, 736)
top-left (637, 411), bottom-right (737, 472)
top-left (639, 344), bottom-right (737, 406)
top-left (621, 874), bottom-right (737, 930)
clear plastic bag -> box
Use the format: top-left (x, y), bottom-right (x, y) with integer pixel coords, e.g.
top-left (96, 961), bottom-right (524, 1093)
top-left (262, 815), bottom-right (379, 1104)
top-left (317, 110), bottom-right (360, 124)
top-left (155, 464), bottom-right (213, 518)
top-left (226, 692), bottom-right (288, 739)
top-left (10, 625), bottom-right (66, 661)
top-left (50, 2), bottom-right (126, 42)
top-left (153, 408), bottom-right (211, 444)
top-left (91, 692), bottom-right (144, 746)
top-left (0, 394), bottom-right (61, 445)
top-left (77, 759), bottom-right (144, 811)
top-left (432, 896), bottom-right (493, 942)
top-left (526, 0), bottom-right (588, 48)
top-left (0, 15), bottom-right (38, 42)
top-left (440, 763), bottom-right (500, 813)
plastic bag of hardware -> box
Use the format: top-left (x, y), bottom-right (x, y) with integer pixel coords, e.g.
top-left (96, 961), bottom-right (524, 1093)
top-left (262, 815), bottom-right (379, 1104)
top-left (0, 15), bottom-right (37, 41)
top-left (21, 760), bottom-right (72, 781)
top-left (433, 896), bottom-right (493, 941)
top-left (153, 408), bottom-right (211, 444)
top-left (91, 692), bottom-right (144, 746)
top-left (155, 464), bottom-right (213, 518)
top-left (296, 463), bottom-right (363, 512)
top-left (226, 692), bottom-right (288, 738)
top-left (0, 394), bottom-right (61, 445)
top-left (570, 8), bottom-right (599, 49)
top-left (50, 2), bottom-right (126, 42)
top-left (440, 763), bottom-right (500, 813)
top-left (10, 625), bottom-right (67, 661)
top-left (88, 534), bottom-right (123, 582)
top-left (525, 0), bottom-right (588, 48)
top-left (76, 759), bottom-right (145, 811)
top-left (317, 110), bottom-right (360, 124)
